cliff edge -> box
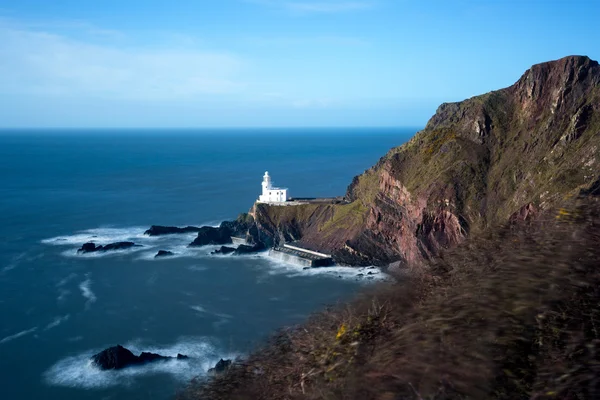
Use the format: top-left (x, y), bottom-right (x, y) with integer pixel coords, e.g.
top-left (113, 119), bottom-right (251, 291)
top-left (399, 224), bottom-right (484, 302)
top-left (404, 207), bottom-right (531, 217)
top-left (250, 56), bottom-right (600, 267)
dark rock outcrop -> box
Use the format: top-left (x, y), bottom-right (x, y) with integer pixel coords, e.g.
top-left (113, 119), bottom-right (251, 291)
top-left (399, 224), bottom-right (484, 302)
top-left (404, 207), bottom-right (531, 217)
top-left (144, 225), bottom-right (202, 236)
top-left (90, 345), bottom-right (188, 370)
top-left (189, 226), bottom-right (233, 247)
top-left (211, 246), bottom-right (236, 255)
top-left (188, 214), bottom-right (255, 247)
top-left (155, 250), bottom-right (174, 258)
top-left (77, 242), bottom-right (140, 254)
top-left (208, 359), bottom-right (232, 375)
top-left (233, 243), bottom-right (265, 255)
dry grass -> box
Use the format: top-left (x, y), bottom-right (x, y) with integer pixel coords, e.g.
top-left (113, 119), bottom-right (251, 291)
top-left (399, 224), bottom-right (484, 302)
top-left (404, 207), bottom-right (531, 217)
top-left (178, 198), bottom-right (600, 400)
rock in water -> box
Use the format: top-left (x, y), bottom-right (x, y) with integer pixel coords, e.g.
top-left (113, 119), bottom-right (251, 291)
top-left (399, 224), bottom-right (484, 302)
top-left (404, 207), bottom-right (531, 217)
top-left (189, 226), bottom-right (233, 247)
top-left (211, 246), bottom-right (236, 255)
top-left (102, 242), bottom-right (139, 251)
top-left (233, 243), bottom-right (265, 255)
top-left (208, 358), bottom-right (232, 375)
top-left (78, 242), bottom-right (98, 253)
top-left (77, 242), bottom-right (140, 254)
top-left (90, 345), bottom-right (139, 370)
top-left (138, 352), bottom-right (168, 363)
top-left (90, 345), bottom-right (189, 370)
top-left (144, 225), bottom-right (202, 236)
top-left (155, 250), bottom-right (174, 258)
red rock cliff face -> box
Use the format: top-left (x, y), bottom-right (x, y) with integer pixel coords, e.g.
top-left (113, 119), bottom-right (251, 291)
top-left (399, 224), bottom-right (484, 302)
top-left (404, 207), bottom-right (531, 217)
top-left (255, 56), bottom-right (600, 267)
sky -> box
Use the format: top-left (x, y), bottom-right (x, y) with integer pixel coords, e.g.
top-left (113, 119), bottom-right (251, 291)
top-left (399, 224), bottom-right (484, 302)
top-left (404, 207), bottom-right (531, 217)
top-left (0, 0), bottom-right (598, 128)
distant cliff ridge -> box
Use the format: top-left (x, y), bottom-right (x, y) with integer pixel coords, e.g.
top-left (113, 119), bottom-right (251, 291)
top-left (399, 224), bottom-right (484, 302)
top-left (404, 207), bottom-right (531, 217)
top-left (247, 56), bottom-right (600, 267)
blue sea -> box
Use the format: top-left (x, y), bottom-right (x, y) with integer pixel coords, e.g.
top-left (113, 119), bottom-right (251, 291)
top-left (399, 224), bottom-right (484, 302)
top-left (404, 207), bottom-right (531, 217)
top-left (0, 128), bottom-right (415, 400)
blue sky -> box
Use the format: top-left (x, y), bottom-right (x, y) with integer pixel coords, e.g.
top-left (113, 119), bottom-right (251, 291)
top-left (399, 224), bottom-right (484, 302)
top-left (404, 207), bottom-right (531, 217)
top-left (0, 0), bottom-right (598, 128)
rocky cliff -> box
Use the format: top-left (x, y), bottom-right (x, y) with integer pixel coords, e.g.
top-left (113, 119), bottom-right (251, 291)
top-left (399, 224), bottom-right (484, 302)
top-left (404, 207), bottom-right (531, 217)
top-left (246, 56), bottom-right (600, 267)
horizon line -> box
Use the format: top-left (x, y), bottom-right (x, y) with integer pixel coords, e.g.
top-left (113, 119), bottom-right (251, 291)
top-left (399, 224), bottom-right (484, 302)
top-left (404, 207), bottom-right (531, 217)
top-left (0, 126), bottom-right (423, 131)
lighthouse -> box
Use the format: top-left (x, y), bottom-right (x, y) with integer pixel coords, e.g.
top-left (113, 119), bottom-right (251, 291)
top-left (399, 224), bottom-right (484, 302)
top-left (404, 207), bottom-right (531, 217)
top-left (258, 171), bottom-right (289, 203)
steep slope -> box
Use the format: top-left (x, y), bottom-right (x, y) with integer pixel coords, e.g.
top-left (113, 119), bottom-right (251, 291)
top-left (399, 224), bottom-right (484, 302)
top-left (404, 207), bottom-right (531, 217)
top-left (251, 55), bottom-right (600, 267)
top-left (183, 198), bottom-right (600, 400)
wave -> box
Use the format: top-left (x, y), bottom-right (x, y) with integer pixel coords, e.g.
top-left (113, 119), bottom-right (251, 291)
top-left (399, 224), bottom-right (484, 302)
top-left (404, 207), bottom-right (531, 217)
top-left (1, 252), bottom-right (27, 274)
top-left (0, 327), bottom-right (38, 344)
top-left (57, 273), bottom-right (78, 287)
top-left (44, 315), bottom-right (70, 331)
top-left (79, 279), bottom-right (97, 306)
top-left (43, 337), bottom-right (234, 389)
top-left (42, 227), bottom-right (152, 246)
top-left (256, 254), bottom-right (390, 282)
top-left (135, 244), bottom-right (220, 261)
top-left (42, 225), bottom-right (205, 260)
top-left (57, 289), bottom-right (70, 303)
top-left (42, 222), bottom-right (220, 248)
top-left (189, 305), bottom-right (233, 330)
top-left (60, 246), bottom-right (147, 259)
top-left (40, 225), bottom-right (389, 283)
top-left (187, 265), bottom-right (208, 272)
top-left (231, 251), bottom-right (390, 282)
top-left (190, 305), bottom-right (233, 321)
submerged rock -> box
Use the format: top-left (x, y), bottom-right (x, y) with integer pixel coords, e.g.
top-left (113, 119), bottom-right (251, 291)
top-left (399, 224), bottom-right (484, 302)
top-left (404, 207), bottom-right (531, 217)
top-left (208, 358), bottom-right (232, 375)
top-left (155, 250), bottom-right (174, 258)
top-left (90, 345), bottom-right (188, 370)
top-left (211, 246), bottom-right (236, 255)
top-left (77, 242), bottom-right (140, 254)
top-left (144, 225), bottom-right (202, 236)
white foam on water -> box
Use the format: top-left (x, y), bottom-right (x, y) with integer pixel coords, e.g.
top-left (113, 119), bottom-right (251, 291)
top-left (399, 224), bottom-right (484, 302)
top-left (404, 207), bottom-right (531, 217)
top-left (190, 305), bottom-right (233, 330)
top-left (42, 227), bottom-right (151, 246)
top-left (187, 265), bottom-right (208, 272)
top-left (1, 252), bottom-right (27, 274)
top-left (60, 245), bottom-right (148, 259)
top-left (42, 226), bottom-right (199, 260)
top-left (57, 273), bottom-right (78, 287)
top-left (254, 253), bottom-right (390, 282)
top-left (190, 305), bottom-right (207, 313)
top-left (43, 337), bottom-right (234, 389)
top-left (44, 315), bottom-right (70, 331)
top-left (1, 263), bottom-right (17, 273)
top-left (189, 305), bottom-right (233, 320)
top-left (0, 327), bottom-right (38, 344)
top-left (57, 289), bottom-right (70, 303)
top-left (79, 279), bottom-right (97, 306)
top-left (135, 243), bottom-right (216, 261)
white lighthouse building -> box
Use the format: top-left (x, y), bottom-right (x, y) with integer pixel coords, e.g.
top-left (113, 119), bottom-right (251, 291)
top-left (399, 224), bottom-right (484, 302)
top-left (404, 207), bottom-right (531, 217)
top-left (258, 171), bottom-right (289, 203)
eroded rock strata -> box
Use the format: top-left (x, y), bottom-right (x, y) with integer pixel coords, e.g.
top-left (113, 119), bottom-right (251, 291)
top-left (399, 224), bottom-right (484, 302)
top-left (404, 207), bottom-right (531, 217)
top-left (202, 56), bottom-right (600, 269)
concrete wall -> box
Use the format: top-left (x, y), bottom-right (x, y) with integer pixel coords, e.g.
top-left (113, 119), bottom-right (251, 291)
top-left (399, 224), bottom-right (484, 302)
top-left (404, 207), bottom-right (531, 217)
top-left (231, 237), bottom-right (247, 245)
top-left (269, 249), bottom-right (312, 267)
top-left (282, 244), bottom-right (331, 258)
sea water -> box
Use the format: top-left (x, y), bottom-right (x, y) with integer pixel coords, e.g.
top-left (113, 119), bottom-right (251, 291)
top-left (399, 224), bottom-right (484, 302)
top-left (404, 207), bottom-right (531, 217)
top-left (0, 128), bottom-right (415, 399)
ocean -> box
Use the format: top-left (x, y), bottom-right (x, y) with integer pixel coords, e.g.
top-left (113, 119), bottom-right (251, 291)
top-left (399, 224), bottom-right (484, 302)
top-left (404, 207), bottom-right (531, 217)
top-left (0, 128), bottom-right (415, 400)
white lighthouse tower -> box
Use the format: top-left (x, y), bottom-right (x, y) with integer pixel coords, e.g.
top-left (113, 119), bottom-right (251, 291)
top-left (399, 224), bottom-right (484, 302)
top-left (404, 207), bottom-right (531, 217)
top-left (258, 171), bottom-right (288, 203)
